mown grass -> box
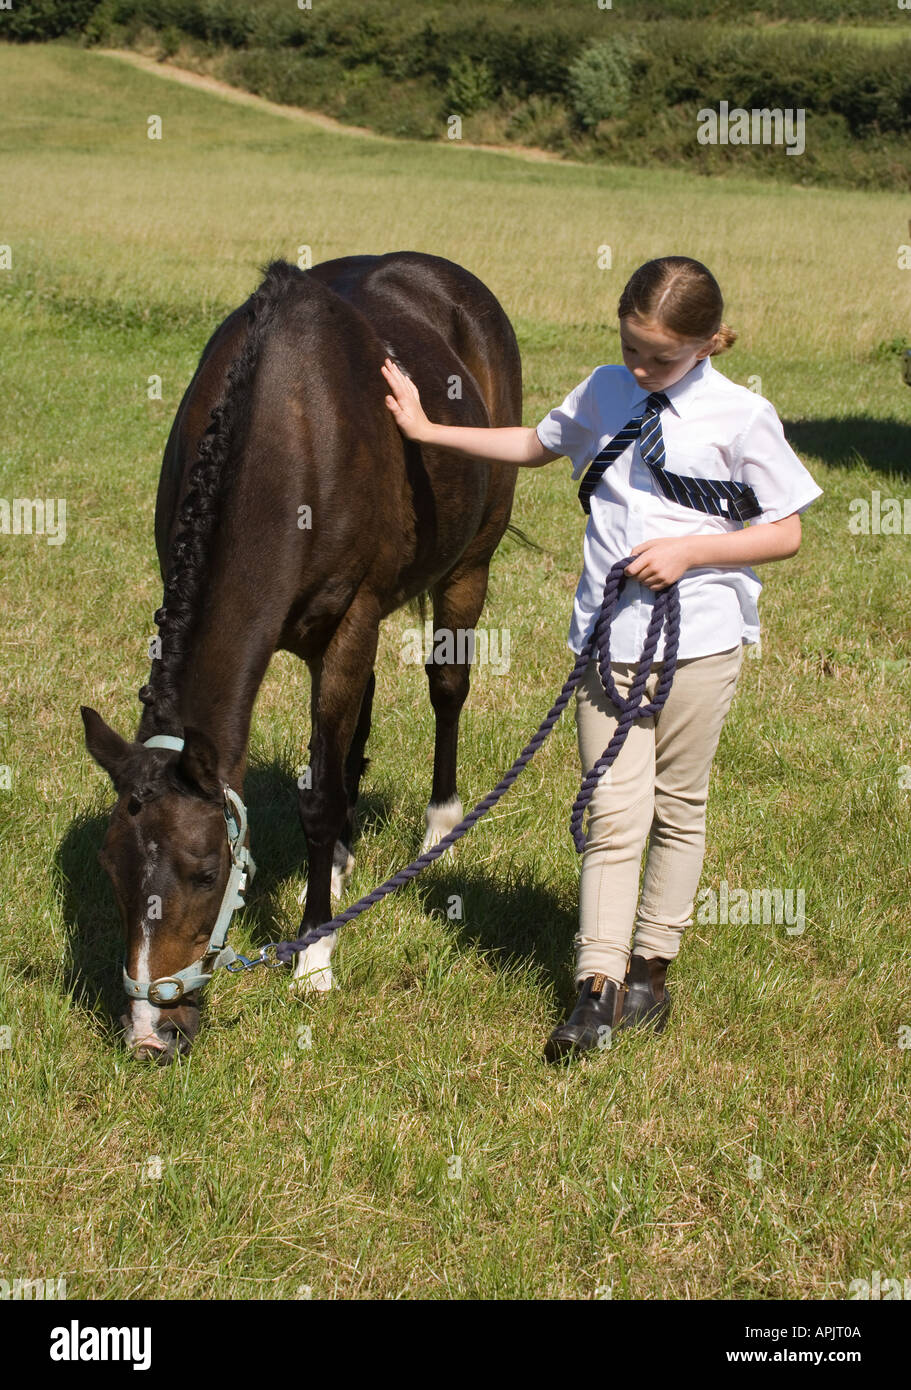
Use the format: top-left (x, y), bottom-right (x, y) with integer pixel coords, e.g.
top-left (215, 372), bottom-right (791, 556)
top-left (1, 45), bottom-right (909, 1301)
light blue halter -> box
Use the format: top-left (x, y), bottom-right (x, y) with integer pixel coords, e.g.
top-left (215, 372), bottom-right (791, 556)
top-left (122, 735), bottom-right (256, 1007)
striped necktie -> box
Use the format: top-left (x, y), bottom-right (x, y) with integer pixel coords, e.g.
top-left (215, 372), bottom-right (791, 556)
top-left (578, 390), bottom-right (762, 522)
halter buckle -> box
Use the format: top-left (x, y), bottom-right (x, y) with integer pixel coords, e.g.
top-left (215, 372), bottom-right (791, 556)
top-left (147, 976), bottom-right (186, 1006)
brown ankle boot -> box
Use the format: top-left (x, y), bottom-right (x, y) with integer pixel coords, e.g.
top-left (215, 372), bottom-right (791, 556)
top-left (544, 973), bottom-right (628, 1063)
top-left (616, 953), bottom-right (672, 1033)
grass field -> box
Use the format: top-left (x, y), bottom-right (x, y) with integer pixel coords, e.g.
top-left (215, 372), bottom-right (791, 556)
top-left (1, 44), bottom-right (910, 1301)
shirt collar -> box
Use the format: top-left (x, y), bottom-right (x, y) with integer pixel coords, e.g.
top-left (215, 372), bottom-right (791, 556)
top-left (628, 354), bottom-right (715, 419)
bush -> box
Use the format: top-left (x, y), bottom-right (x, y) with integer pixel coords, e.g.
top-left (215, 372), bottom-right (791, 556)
top-left (444, 56), bottom-right (496, 116)
top-left (156, 24), bottom-right (181, 59)
top-left (504, 93), bottom-right (571, 151)
top-left (3, 0), bottom-right (102, 41)
top-left (567, 40), bottom-right (636, 129)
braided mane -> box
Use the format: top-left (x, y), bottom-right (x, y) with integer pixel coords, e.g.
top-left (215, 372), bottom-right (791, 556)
top-left (137, 261), bottom-right (305, 736)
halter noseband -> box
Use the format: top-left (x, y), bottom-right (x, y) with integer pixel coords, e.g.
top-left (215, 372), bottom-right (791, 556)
top-left (121, 735), bottom-right (256, 1006)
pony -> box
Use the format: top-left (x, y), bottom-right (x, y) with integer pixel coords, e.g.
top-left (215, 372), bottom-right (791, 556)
top-left (81, 252), bottom-right (522, 1061)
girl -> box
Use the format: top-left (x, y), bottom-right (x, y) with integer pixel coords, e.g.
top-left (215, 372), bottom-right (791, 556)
top-left (381, 256), bottom-right (822, 1062)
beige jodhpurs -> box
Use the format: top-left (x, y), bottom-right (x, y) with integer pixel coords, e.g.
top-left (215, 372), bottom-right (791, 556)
top-left (573, 643), bottom-right (744, 987)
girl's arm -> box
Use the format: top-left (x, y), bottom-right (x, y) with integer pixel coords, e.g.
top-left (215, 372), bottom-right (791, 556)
top-left (628, 513), bottom-right (802, 590)
top-left (381, 357), bottom-right (559, 467)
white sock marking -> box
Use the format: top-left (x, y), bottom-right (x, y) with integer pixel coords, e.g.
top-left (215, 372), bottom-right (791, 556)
top-left (421, 796), bottom-right (463, 856)
top-left (292, 930), bottom-right (337, 992)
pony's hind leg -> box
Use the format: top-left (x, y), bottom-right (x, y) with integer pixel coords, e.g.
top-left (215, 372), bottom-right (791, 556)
top-left (331, 670), bottom-right (375, 899)
top-left (421, 564), bottom-right (492, 854)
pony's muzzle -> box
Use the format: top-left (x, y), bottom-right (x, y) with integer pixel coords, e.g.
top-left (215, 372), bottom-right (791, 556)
top-left (121, 1002), bottom-right (200, 1064)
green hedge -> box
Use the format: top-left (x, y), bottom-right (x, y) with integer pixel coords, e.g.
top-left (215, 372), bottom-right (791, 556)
top-left (2, 0), bottom-right (103, 40)
top-left (5, 0), bottom-right (909, 45)
top-left (4, 0), bottom-right (910, 184)
top-left (106, 6), bottom-right (911, 136)
top-left (67, 3), bottom-right (911, 139)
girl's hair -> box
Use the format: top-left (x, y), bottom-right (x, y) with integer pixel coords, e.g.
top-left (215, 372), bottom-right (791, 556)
top-left (618, 256), bottom-right (737, 355)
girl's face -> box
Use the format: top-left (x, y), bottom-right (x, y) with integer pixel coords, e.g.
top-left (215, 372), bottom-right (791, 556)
top-left (619, 314), bottom-right (717, 393)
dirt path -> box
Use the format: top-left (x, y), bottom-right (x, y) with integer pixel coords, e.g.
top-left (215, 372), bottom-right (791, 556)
top-left (96, 48), bottom-right (580, 167)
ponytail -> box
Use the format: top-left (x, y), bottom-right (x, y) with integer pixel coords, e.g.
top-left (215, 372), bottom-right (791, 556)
top-left (710, 321), bottom-right (737, 355)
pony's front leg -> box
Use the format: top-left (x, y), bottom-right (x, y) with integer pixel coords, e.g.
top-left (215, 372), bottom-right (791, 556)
top-left (293, 786), bottom-right (339, 993)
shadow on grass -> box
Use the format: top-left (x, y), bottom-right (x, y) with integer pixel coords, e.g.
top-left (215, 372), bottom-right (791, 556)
top-left (783, 417), bottom-right (911, 476)
top-left (410, 865), bottom-right (575, 999)
top-left (55, 760), bottom-right (576, 1046)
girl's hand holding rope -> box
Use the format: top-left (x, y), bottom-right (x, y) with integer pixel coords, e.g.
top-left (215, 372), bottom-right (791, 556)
top-left (626, 537), bottom-right (695, 590)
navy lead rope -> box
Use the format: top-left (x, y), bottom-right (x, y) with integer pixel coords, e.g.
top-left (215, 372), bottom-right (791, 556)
top-left (264, 556), bottom-right (680, 967)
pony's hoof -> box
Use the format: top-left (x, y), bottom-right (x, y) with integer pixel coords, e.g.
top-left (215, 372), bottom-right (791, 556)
top-left (291, 967), bottom-right (334, 995)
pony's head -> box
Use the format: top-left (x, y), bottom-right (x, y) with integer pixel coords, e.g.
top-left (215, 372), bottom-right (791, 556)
top-left (81, 707), bottom-right (243, 1063)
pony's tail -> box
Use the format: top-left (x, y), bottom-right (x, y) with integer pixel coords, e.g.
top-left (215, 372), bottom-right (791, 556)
top-left (139, 260), bottom-right (304, 731)
top-left (505, 521), bottom-right (540, 552)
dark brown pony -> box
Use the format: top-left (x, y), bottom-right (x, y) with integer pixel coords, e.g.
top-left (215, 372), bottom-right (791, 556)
top-left (81, 252), bottom-right (522, 1062)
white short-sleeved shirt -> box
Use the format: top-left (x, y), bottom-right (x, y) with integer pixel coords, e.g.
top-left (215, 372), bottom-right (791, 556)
top-left (535, 356), bottom-right (823, 661)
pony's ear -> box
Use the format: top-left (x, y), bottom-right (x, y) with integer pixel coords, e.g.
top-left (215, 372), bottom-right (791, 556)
top-left (81, 707), bottom-right (134, 791)
top-left (176, 726), bottom-right (223, 799)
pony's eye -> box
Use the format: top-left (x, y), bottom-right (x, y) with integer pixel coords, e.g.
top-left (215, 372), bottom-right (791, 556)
top-left (127, 795), bottom-right (143, 816)
top-left (191, 869), bottom-right (219, 890)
